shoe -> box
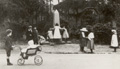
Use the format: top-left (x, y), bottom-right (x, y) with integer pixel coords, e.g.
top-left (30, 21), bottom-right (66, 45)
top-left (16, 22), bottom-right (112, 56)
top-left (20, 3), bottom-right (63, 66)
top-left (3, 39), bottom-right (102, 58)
top-left (80, 50), bottom-right (86, 53)
top-left (82, 50), bottom-right (87, 53)
top-left (7, 59), bottom-right (13, 65)
top-left (113, 51), bottom-right (117, 52)
top-left (7, 63), bottom-right (13, 65)
top-left (80, 49), bottom-right (83, 52)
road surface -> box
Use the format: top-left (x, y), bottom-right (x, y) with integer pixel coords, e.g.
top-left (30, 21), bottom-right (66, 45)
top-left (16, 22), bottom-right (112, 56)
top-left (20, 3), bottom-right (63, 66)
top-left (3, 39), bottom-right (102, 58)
top-left (0, 53), bottom-right (120, 69)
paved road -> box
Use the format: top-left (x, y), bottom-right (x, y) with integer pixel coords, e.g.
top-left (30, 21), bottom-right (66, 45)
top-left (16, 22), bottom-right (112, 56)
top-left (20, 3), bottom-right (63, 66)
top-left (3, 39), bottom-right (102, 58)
top-left (0, 53), bottom-right (120, 69)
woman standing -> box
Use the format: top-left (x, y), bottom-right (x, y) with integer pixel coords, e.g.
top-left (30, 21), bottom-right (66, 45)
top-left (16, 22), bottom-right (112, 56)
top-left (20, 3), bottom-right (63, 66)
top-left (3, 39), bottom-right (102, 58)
top-left (87, 26), bottom-right (95, 53)
top-left (110, 29), bottom-right (119, 52)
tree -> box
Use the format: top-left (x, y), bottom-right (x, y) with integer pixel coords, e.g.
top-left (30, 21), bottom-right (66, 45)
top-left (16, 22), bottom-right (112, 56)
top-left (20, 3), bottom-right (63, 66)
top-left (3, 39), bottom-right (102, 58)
top-left (0, 0), bottom-right (50, 41)
top-left (54, 0), bottom-right (120, 44)
top-left (55, 0), bottom-right (120, 26)
top-left (55, 0), bottom-right (100, 27)
top-left (7, 0), bottom-right (48, 25)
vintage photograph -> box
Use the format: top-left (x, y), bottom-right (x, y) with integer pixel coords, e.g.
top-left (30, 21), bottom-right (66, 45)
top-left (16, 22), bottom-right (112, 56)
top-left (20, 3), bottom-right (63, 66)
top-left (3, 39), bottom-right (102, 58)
top-left (0, 0), bottom-right (120, 69)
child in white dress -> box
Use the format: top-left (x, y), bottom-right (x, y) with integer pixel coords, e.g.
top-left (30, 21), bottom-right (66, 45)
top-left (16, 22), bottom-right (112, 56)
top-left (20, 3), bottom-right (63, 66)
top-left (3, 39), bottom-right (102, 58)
top-left (111, 29), bottom-right (118, 52)
top-left (53, 23), bottom-right (62, 39)
top-left (87, 32), bottom-right (94, 53)
top-left (86, 25), bottom-right (95, 53)
top-left (62, 26), bottom-right (69, 43)
top-left (53, 23), bottom-right (62, 43)
top-left (47, 28), bottom-right (54, 43)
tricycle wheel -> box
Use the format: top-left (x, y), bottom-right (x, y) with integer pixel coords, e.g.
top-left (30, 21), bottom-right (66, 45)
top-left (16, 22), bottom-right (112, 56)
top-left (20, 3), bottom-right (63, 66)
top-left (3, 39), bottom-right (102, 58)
top-left (17, 58), bottom-right (25, 65)
top-left (34, 55), bottom-right (43, 65)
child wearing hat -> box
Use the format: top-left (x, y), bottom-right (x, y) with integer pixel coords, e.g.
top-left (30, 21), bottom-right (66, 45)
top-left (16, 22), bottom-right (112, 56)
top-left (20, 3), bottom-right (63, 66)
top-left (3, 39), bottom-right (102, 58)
top-left (79, 27), bottom-right (88, 52)
top-left (26, 25), bottom-right (33, 41)
top-left (110, 29), bottom-right (119, 52)
top-left (4, 29), bottom-right (13, 65)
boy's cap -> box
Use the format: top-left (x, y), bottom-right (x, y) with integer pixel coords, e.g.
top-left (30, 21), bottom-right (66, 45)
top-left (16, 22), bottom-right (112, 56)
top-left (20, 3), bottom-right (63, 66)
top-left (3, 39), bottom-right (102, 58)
top-left (6, 29), bottom-right (12, 34)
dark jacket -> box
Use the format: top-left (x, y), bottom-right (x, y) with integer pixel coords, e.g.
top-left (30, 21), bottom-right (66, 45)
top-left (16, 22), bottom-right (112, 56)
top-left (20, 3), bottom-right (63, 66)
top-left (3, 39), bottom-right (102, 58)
top-left (4, 36), bottom-right (13, 51)
top-left (79, 32), bottom-right (87, 47)
top-left (26, 30), bottom-right (33, 41)
top-left (33, 29), bottom-right (39, 41)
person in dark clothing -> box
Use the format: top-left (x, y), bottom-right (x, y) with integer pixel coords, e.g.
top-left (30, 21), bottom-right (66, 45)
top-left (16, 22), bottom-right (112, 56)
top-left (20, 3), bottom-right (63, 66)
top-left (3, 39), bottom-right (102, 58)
top-left (26, 26), bottom-right (33, 41)
top-left (33, 27), bottom-right (39, 44)
top-left (4, 29), bottom-right (13, 65)
top-left (79, 27), bottom-right (88, 53)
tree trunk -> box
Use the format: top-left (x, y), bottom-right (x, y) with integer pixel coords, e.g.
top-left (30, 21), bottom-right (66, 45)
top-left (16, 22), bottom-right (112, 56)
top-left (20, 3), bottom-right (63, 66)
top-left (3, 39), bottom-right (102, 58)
top-left (50, 0), bottom-right (51, 13)
top-left (75, 16), bottom-right (78, 26)
top-left (35, 12), bottom-right (37, 25)
top-left (29, 15), bottom-right (33, 25)
top-left (75, 9), bottom-right (79, 27)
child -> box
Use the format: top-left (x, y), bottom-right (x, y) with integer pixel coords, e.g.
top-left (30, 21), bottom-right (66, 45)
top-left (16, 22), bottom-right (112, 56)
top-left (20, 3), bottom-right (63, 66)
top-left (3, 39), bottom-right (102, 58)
top-left (26, 26), bottom-right (33, 41)
top-left (38, 35), bottom-right (46, 45)
top-left (33, 27), bottom-right (39, 45)
top-left (79, 27), bottom-right (88, 52)
top-left (110, 29), bottom-right (118, 52)
top-left (4, 29), bottom-right (13, 65)
top-left (62, 26), bottom-right (69, 43)
top-left (87, 26), bottom-right (95, 53)
top-left (87, 31), bottom-right (94, 53)
top-left (47, 28), bottom-right (53, 41)
top-left (53, 23), bottom-right (62, 43)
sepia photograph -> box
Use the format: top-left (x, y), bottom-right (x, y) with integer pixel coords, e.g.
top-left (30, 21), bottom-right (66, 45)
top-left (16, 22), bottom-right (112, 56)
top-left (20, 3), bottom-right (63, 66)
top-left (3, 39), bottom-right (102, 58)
top-left (0, 0), bottom-right (120, 69)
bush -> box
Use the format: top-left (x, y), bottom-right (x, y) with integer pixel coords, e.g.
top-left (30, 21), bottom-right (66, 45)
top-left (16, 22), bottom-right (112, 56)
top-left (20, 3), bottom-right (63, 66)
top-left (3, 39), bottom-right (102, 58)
top-left (93, 23), bottom-right (112, 44)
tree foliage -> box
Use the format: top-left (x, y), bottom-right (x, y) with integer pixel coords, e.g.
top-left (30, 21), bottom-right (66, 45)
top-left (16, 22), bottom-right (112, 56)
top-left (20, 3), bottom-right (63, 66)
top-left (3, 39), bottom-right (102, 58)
top-left (55, 0), bottom-right (120, 44)
top-left (0, 0), bottom-right (120, 44)
top-left (0, 0), bottom-right (50, 41)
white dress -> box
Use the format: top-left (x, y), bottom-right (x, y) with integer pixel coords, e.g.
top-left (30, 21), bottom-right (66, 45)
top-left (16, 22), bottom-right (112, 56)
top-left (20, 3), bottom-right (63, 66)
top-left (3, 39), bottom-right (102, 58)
top-left (48, 30), bottom-right (53, 39)
top-left (87, 32), bottom-right (94, 49)
top-left (63, 28), bottom-right (69, 39)
top-left (111, 30), bottom-right (118, 47)
top-left (39, 36), bottom-right (46, 43)
top-left (53, 26), bottom-right (62, 39)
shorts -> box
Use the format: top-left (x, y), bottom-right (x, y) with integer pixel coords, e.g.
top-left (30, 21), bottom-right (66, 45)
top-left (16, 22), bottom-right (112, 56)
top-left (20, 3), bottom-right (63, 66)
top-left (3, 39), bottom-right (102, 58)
top-left (5, 50), bottom-right (11, 57)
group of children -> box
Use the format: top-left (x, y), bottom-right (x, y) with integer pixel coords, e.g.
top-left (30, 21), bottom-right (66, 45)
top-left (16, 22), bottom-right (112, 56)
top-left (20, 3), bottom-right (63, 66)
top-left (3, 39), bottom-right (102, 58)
top-left (79, 26), bottom-right (119, 53)
top-left (47, 23), bottom-right (69, 44)
top-left (3, 26), bottom-right (119, 65)
top-left (26, 26), bottom-right (46, 45)
top-left (79, 26), bottom-right (95, 53)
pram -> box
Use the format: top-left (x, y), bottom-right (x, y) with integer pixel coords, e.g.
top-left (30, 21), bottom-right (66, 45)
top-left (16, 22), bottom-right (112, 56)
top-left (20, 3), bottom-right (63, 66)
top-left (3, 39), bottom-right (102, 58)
top-left (17, 45), bottom-right (43, 66)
